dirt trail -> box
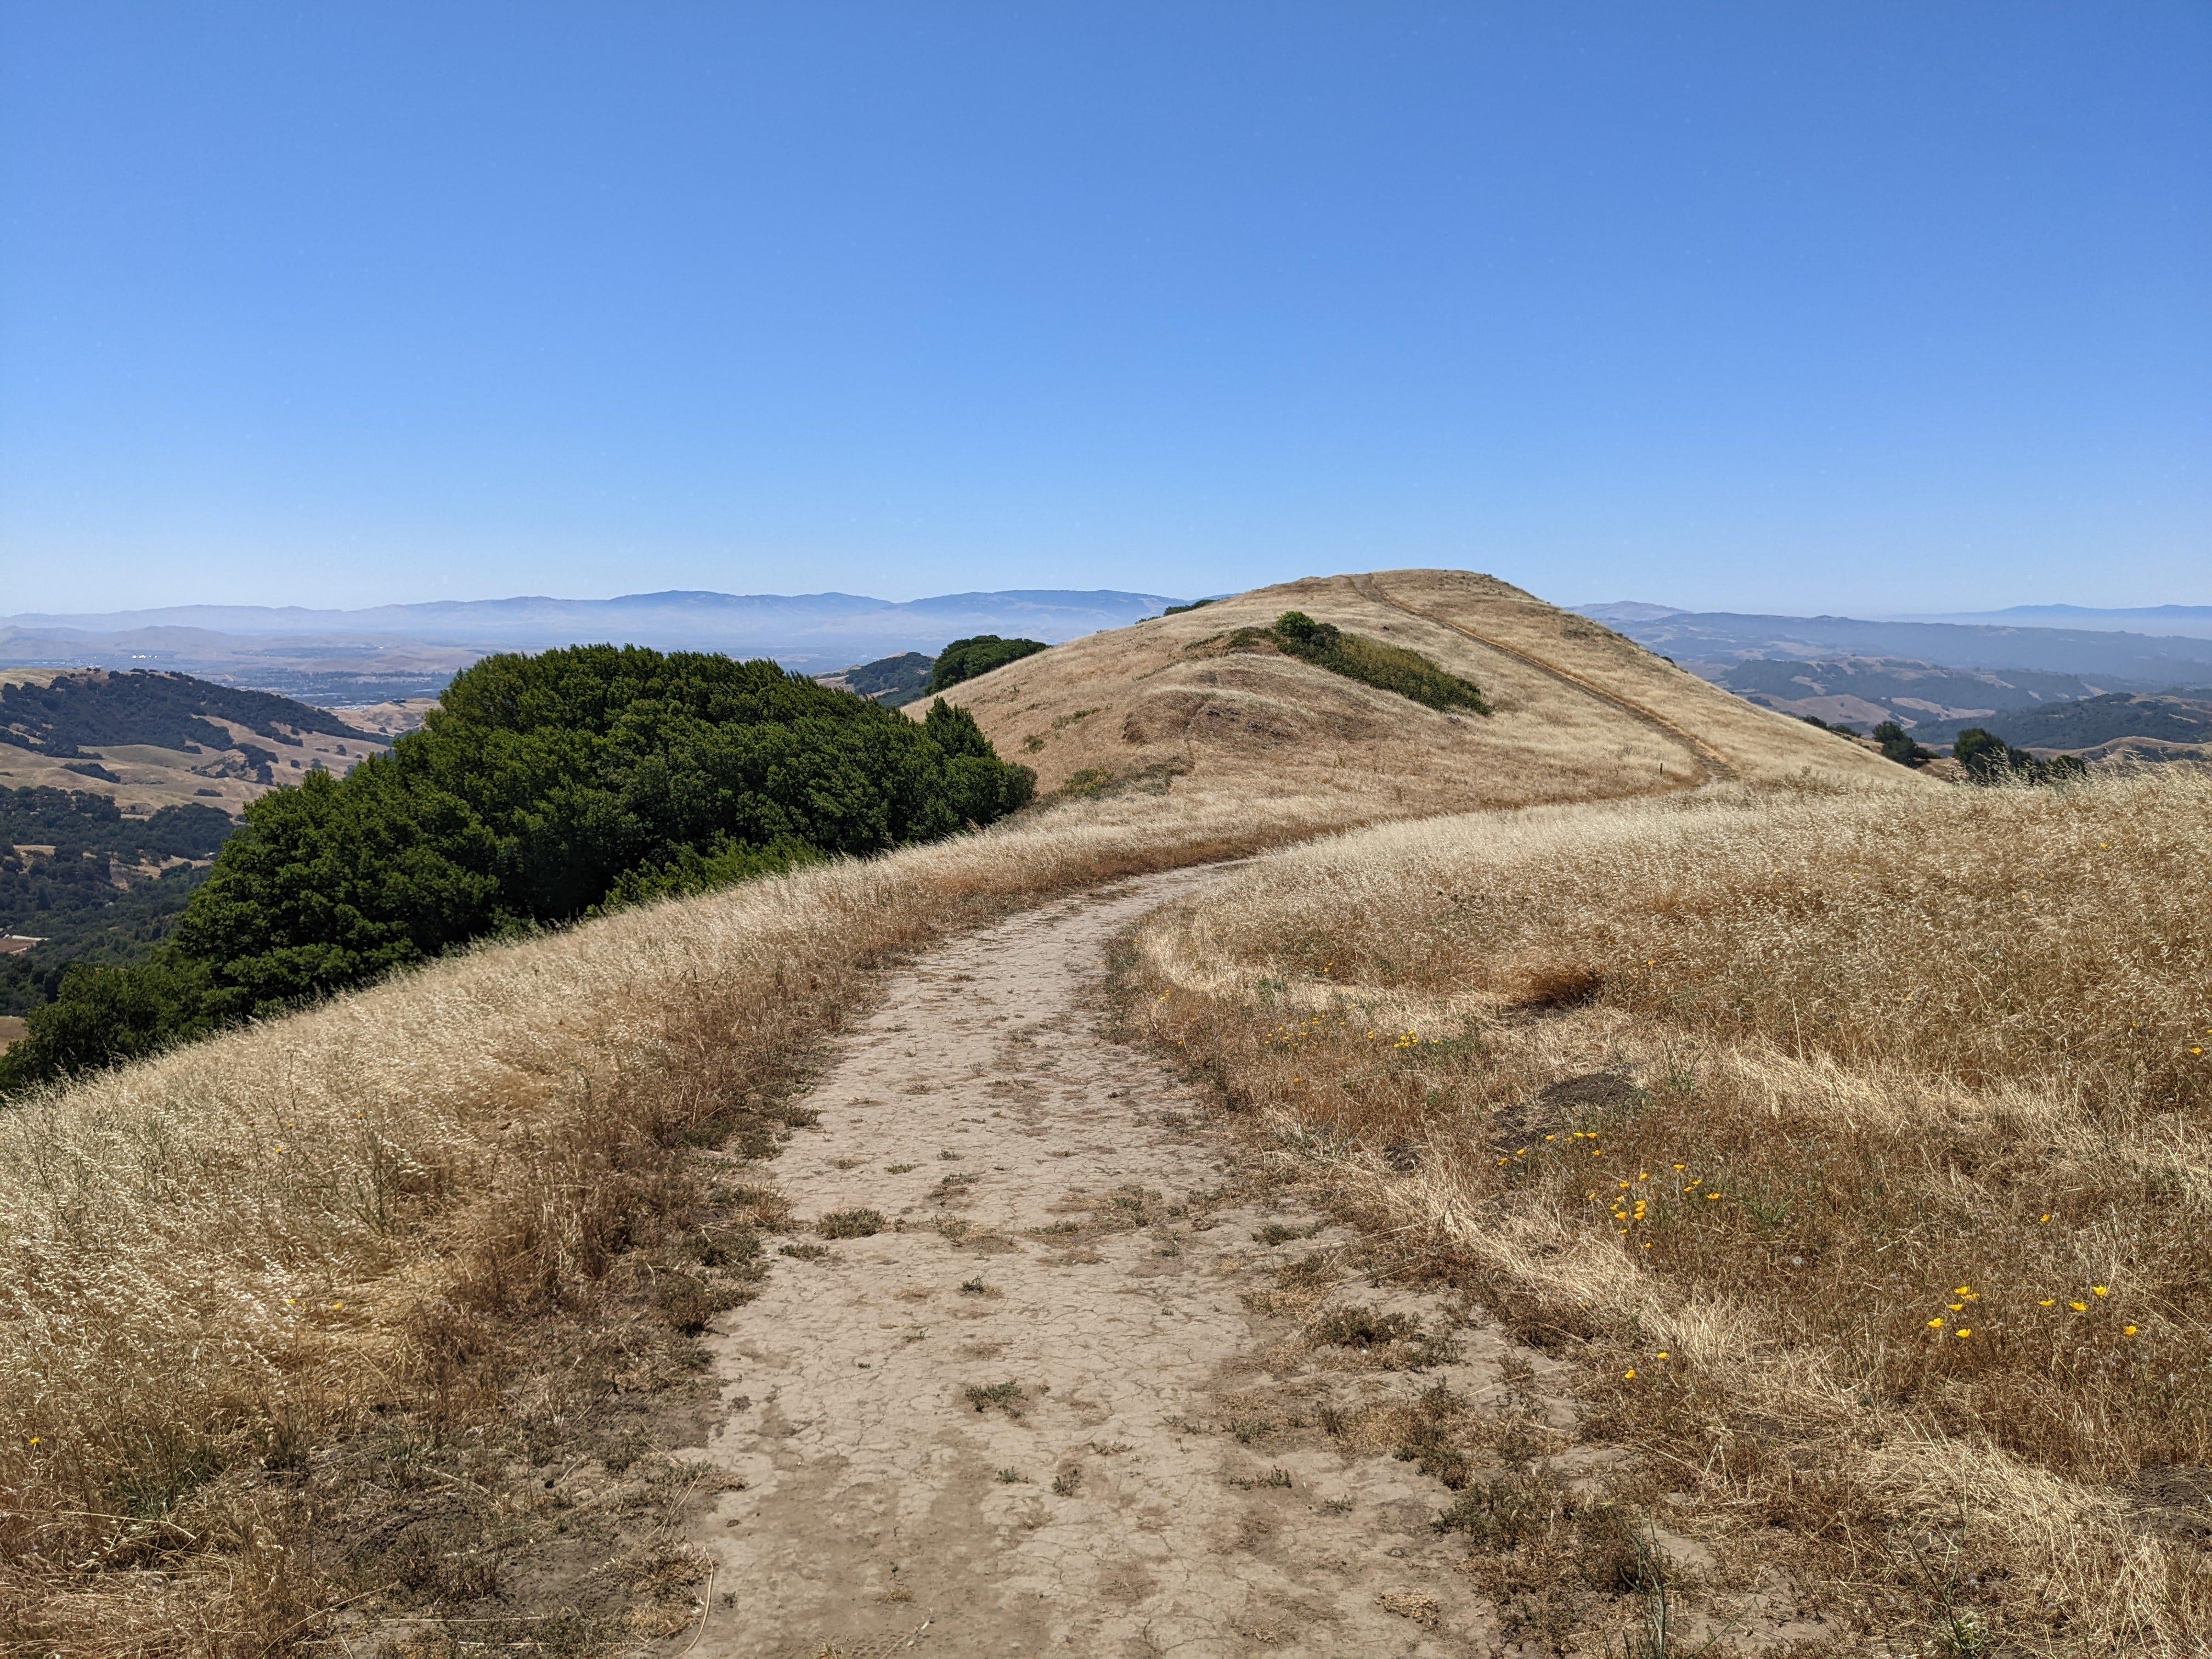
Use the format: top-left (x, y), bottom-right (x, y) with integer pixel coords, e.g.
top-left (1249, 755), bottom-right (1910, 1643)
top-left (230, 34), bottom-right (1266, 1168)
top-left (1348, 573), bottom-right (1734, 785)
top-left (681, 868), bottom-right (1562, 1658)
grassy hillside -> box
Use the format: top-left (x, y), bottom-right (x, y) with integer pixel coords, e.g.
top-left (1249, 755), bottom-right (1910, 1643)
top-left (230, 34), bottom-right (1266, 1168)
top-left (1129, 770), bottom-right (2211, 1653)
top-left (0, 668), bottom-right (390, 814)
top-left (919, 569), bottom-right (1914, 812)
top-left (0, 572), bottom-right (1939, 1651)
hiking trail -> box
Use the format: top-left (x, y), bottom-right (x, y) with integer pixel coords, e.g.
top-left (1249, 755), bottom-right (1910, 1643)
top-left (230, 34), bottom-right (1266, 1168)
top-left (679, 868), bottom-right (1571, 1658)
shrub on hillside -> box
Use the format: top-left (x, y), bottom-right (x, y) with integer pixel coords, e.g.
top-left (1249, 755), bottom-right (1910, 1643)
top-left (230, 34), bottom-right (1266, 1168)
top-left (928, 634), bottom-right (1047, 692)
top-left (1271, 612), bottom-right (1491, 714)
top-left (0, 647), bottom-right (1034, 1088)
top-left (1953, 726), bottom-right (2088, 785)
top-left (1870, 719), bottom-right (1932, 768)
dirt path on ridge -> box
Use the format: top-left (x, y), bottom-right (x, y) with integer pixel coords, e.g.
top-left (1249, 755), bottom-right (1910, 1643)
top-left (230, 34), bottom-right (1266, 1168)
top-left (1347, 573), bottom-right (1734, 785)
top-left (679, 867), bottom-right (1574, 1659)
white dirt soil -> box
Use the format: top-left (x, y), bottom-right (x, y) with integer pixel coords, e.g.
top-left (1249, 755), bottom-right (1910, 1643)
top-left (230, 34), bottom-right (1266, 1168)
top-left (679, 869), bottom-right (1583, 1658)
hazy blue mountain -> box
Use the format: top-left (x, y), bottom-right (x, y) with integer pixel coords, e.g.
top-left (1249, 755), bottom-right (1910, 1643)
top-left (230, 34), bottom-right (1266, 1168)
top-left (0, 587), bottom-right (1188, 700)
top-left (1575, 605), bottom-right (2212, 685)
top-left (5, 588), bottom-right (1181, 645)
top-left (1905, 603), bottom-right (2212, 639)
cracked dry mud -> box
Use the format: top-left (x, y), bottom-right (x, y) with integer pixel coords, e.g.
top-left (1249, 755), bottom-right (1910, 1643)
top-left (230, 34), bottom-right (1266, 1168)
top-left (682, 869), bottom-right (1565, 1658)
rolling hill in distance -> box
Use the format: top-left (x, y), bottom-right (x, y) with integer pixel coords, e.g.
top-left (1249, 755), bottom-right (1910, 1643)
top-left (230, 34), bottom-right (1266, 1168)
top-left (926, 569), bottom-right (1909, 814)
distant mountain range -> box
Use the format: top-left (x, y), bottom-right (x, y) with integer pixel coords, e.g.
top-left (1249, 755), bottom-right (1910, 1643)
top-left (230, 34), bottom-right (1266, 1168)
top-left (5, 588), bottom-right (1184, 643)
top-left (0, 588), bottom-right (1184, 703)
top-left (1575, 603), bottom-right (2212, 686)
top-left (1905, 603), bottom-right (2212, 639)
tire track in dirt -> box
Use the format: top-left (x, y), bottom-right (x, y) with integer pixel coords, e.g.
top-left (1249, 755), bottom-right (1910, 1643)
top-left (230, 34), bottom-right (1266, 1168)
top-left (1348, 574), bottom-right (1734, 785)
top-left (679, 868), bottom-right (1576, 1658)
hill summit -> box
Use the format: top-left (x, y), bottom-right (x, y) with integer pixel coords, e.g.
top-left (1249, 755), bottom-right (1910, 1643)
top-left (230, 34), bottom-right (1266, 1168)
top-left (921, 569), bottom-right (1910, 817)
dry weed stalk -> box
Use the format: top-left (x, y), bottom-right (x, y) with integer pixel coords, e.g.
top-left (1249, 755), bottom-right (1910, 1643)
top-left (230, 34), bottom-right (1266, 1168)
top-left (1131, 769), bottom-right (2212, 1654)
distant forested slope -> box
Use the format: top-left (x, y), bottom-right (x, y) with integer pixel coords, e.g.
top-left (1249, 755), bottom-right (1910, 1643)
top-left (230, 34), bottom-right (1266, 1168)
top-left (2, 647), bottom-right (1035, 1087)
top-left (0, 787), bottom-right (235, 1015)
top-left (1979, 692), bottom-right (2212, 751)
top-left (817, 651), bottom-right (935, 705)
top-left (0, 670), bottom-right (368, 755)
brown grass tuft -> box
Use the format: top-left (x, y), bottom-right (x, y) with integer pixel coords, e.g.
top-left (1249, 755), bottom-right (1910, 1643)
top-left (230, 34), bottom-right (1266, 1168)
top-left (1503, 964), bottom-right (1604, 1009)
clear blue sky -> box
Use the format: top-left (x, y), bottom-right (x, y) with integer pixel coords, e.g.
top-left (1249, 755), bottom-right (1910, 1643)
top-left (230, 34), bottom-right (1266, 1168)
top-left (2, 3), bottom-right (2205, 616)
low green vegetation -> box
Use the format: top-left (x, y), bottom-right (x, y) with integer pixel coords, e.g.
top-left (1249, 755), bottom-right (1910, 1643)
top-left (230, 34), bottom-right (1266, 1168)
top-left (0, 646), bottom-right (1035, 1090)
top-left (1870, 719), bottom-right (1933, 768)
top-left (929, 634), bottom-right (1047, 692)
top-left (1953, 726), bottom-right (2088, 785)
top-left (1262, 611), bottom-right (1490, 714)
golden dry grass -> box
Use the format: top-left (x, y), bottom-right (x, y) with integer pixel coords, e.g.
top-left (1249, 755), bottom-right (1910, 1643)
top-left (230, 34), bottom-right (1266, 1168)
top-left (0, 570), bottom-right (1930, 1653)
top-left (0, 787), bottom-right (1358, 1653)
top-left (917, 569), bottom-right (1914, 813)
top-left (1130, 769), bottom-right (2212, 1653)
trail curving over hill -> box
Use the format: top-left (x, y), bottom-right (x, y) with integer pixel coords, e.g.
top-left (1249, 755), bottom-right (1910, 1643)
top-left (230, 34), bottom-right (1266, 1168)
top-left (1348, 573), bottom-right (1735, 786)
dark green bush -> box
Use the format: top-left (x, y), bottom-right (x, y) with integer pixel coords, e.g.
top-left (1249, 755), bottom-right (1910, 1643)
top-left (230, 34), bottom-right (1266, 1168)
top-left (1953, 726), bottom-right (2087, 786)
top-left (1, 647), bottom-right (1034, 1091)
top-left (928, 634), bottom-right (1047, 692)
top-left (1270, 613), bottom-right (1489, 714)
top-left (1871, 720), bottom-right (1933, 768)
